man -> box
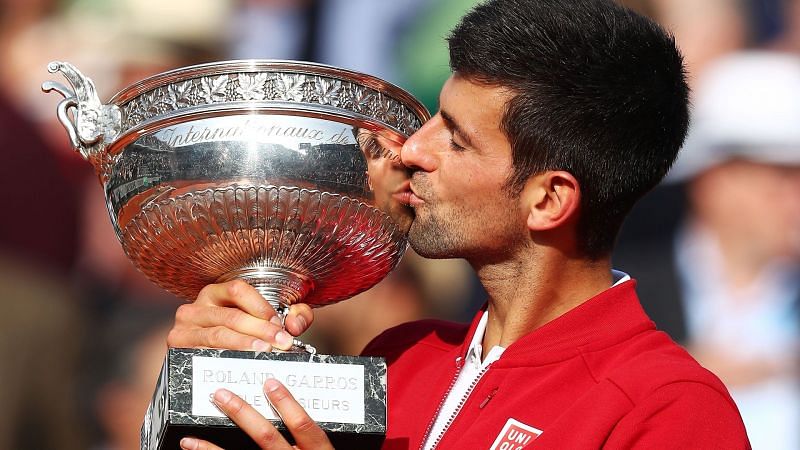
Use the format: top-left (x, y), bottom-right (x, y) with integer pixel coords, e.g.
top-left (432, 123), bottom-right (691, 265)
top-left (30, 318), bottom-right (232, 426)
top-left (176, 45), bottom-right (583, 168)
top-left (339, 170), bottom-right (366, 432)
top-left (168, 0), bottom-right (750, 448)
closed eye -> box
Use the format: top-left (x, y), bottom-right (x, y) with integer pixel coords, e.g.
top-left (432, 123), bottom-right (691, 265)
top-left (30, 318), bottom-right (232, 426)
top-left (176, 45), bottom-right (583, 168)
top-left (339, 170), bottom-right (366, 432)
top-left (449, 138), bottom-right (466, 151)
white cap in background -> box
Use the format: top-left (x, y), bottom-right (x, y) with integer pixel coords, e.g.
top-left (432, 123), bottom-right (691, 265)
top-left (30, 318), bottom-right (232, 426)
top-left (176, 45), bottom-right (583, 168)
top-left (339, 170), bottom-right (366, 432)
top-left (670, 51), bottom-right (800, 181)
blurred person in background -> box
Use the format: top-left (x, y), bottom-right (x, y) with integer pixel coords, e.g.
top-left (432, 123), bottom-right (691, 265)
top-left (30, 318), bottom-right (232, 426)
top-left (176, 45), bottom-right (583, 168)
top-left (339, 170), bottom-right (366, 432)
top-left (0, 258), bottom-right (87, 450)
top-left (2, 2), bottom-right (225, 448)
top-left (228, 0), bottom-right (316, 61)
top-left (0, 0), bottom-right (85, 273)
top-left (314, 0), bottom-right (429, 84)
top-left (227, 0), bottom-right (428, 84)
top-left (0, 2), bottom-right (89, 449)
top-left (618, 0), bottom-right (800, 82)
top-left (775, 0), bottom-right (800, 52)
top-left (616, 51), bottom-right (800, 450)
top-left (90, 304), bottom-right (175, 450)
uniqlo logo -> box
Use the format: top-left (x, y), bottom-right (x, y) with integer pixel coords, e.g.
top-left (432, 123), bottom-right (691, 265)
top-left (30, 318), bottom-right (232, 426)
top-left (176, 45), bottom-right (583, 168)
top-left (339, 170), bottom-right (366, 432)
top-left (489, 418), bottom-right (542, 450)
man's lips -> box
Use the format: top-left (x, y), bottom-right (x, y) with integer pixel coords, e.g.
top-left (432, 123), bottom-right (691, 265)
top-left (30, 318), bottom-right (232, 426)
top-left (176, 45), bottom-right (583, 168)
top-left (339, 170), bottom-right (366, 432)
top-left (393, 181), bottom-right (424, 206)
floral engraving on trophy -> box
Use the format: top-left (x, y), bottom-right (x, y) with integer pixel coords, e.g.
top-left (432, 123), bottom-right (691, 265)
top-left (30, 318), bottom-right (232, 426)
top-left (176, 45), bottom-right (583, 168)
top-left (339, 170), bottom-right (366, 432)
top-left (168, 80), bottom-right (196, 107)
top-left (124, 96), bottom-right (145, 129)
top-left (141, 90), bottom-right (161, 116)
top-left (373, 94), bottom-right (394, 124)
top-left (399, 108), bottom-right (419, 136)
top-left (313, 76), bottom-right (342, 107)
top-left (236, 73), bottom-right (269, 101)
top-left (201, 75), bottom-right (230, 104)
top-left (118, 72), bottom-right (423, 138)
top-left (335, 81), bottom-right (355, 112)
top-left (274, 73), bottom-right (307, 102)
top-left (352, 85), bottom-right (378, 116)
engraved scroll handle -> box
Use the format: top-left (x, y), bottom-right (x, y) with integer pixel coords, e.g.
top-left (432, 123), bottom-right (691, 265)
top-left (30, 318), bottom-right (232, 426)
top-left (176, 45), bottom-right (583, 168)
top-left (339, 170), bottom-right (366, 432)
top-left (41, 61), bottom-right (123, 164)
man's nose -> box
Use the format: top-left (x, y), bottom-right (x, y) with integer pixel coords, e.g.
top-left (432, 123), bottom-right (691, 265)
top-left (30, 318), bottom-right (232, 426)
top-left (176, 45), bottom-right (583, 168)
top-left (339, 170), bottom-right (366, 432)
top-left (400, 117), bottom-right (438, 172)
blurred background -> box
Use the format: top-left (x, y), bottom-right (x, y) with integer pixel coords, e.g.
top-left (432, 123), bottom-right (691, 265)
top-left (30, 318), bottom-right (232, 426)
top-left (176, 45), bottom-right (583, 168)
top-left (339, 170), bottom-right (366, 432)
top-left (0, 0), bottom-right (798, 449)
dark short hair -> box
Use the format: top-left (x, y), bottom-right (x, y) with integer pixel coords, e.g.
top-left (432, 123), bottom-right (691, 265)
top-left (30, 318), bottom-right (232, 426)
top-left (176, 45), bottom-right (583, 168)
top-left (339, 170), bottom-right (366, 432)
top-left (448, 0), bottom-right (689, 258)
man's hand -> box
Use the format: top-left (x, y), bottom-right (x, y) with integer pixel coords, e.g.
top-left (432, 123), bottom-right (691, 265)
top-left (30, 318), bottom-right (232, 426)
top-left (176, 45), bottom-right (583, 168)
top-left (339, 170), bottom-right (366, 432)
top-left (178, 379), bottom-right (334, 450)
top-left (167, 280), bottom-right (314, 351)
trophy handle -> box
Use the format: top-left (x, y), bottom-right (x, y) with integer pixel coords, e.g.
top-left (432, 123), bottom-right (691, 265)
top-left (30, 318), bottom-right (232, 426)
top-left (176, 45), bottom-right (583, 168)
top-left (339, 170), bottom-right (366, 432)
top-left (41, 61), bottom-right (123, 163)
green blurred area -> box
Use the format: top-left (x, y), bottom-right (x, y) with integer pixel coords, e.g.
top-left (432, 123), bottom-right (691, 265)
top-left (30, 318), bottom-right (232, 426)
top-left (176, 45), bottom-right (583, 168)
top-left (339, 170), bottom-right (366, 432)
top-left (396, 0), bottom-right (480, 113)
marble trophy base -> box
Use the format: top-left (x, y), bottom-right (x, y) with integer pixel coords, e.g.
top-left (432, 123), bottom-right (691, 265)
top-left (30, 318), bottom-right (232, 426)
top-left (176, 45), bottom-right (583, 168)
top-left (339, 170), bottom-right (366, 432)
top-left (141, 348), bottom-right (387, 450)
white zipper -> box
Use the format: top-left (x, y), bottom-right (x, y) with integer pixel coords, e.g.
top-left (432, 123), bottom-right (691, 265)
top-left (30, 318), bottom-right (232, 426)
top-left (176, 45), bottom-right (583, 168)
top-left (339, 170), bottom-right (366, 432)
top-left (417, 356), bottom-right (464, 450)
top-left (419, 360), bottom-right (492, 450)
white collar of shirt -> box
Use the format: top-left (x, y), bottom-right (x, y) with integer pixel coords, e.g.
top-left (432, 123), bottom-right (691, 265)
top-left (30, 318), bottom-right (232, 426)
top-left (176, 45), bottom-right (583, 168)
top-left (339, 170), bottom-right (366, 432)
top-left (465, 311), bottom-right (504, 369)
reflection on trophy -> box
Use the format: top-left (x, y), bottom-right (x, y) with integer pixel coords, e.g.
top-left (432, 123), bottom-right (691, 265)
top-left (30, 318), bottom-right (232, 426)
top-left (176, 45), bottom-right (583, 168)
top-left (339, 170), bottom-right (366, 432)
top-left (43, 60), bottom-right (429, 449)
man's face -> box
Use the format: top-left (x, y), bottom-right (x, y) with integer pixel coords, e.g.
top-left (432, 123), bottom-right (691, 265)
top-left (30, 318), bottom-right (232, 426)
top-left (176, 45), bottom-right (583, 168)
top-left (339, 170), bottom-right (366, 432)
top-left (400, 75), bottom-right (529, 261)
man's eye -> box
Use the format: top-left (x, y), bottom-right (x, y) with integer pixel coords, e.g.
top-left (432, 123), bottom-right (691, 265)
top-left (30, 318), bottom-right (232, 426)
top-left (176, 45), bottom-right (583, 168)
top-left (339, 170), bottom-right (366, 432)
top-left (449, 138), bottom-right (466, 151)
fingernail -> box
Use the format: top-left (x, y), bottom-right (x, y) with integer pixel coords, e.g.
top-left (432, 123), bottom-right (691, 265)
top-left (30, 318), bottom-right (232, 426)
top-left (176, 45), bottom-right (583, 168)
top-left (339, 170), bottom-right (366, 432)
top-left (209, 393), bottom-right (224, 414)
top-left (264, 378), bottom-right (281, 393)
top-left (270, 316), bottom-right (282, 326)
top-left (252, 339), bottom-right (272, 352)
top-left (180, 437), bottom-right (198, 450)
top-left (213, 388), bottom-right (233, 405)
top-left (276, 330), bottom-right (293, 348)
top-left (296, 314), bottom-right (308, 330)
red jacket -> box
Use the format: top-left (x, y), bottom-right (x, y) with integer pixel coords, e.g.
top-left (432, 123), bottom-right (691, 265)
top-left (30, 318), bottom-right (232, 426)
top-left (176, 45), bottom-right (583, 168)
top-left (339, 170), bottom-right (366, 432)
top-left (362, 280), bottom-right (750, 449)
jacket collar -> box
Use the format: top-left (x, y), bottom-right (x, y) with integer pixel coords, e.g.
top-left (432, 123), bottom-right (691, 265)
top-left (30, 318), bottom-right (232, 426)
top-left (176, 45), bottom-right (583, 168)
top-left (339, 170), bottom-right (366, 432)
top-left (458, 280), bottom-right (655, 367)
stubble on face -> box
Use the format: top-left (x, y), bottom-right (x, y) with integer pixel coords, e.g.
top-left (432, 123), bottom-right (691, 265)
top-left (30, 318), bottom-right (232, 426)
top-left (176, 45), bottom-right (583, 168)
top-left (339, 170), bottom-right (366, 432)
top-left (408, 173), bottom-right (464, 259)
top-left (407, 171), bottom-right (522, 261)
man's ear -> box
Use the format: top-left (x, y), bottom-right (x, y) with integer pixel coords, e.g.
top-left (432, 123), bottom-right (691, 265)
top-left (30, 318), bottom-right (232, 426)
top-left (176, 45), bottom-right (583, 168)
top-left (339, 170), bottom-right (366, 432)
top-left (523, 171), bottom-right (581, 231)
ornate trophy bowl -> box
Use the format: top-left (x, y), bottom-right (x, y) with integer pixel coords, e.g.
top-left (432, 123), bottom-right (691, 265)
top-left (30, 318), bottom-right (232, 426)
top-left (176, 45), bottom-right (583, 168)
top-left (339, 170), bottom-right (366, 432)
top-left (44, 60), bottom-right (428, 315)
top-left (44, 60), bottom-right (429, 449)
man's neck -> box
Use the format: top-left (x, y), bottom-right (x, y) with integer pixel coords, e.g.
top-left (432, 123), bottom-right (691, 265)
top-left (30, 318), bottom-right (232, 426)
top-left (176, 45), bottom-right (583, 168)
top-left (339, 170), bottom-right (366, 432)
top-left (474, 252), bottom-right (613, 351)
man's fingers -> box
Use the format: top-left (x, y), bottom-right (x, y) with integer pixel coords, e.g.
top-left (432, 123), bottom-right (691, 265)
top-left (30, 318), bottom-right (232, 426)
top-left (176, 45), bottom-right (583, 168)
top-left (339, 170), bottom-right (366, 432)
top-left (284, 304), bottom-right (314, 336)
top-left (170, 281), bottom-right (313, 351)
top-left (212, 388), bottom-right (295, 450)
top-left (179, 437), bottom-right (223, 450)
top-left (196, 280), bottom-right (278, 321)
top-left (172, 304), bottom-right (294, 349)
top-left (168, 326), bottom-right (276, 352)
top-left (263, 379), bottom-right (334, 450)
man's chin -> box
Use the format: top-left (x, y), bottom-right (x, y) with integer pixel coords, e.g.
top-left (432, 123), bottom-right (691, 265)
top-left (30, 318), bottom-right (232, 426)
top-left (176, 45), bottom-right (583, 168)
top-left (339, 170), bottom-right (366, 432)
top-left (409, 244), bottom-right (451, 259)
top-left (408, 226), bottom-right (458, 259)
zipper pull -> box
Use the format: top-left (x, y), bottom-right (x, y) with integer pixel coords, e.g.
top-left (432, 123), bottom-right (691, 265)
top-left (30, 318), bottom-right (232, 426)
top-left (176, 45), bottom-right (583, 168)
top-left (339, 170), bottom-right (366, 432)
top-left (479, 388), bottom-right (498, 409)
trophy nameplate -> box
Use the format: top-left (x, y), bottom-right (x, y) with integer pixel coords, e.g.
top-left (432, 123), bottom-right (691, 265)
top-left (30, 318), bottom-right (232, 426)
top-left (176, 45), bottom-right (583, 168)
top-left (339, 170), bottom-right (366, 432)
top-left (142, 349), bottom-right (386, 449)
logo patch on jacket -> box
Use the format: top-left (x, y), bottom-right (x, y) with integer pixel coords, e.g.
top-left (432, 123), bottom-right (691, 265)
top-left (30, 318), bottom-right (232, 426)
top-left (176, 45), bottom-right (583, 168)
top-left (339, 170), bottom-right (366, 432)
top-left (490, 418), bottom-right (542, 449)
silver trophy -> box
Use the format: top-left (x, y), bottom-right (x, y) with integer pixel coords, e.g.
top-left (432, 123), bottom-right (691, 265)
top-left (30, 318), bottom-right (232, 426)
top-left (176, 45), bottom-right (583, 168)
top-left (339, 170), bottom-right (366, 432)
top-left (43, 60), bottom-right (429, 449)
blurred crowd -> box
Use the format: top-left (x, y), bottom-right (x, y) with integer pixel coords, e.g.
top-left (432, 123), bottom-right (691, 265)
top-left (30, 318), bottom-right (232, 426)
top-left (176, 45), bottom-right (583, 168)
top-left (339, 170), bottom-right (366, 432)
top-left (0, 0), bottom-right (799, 449)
